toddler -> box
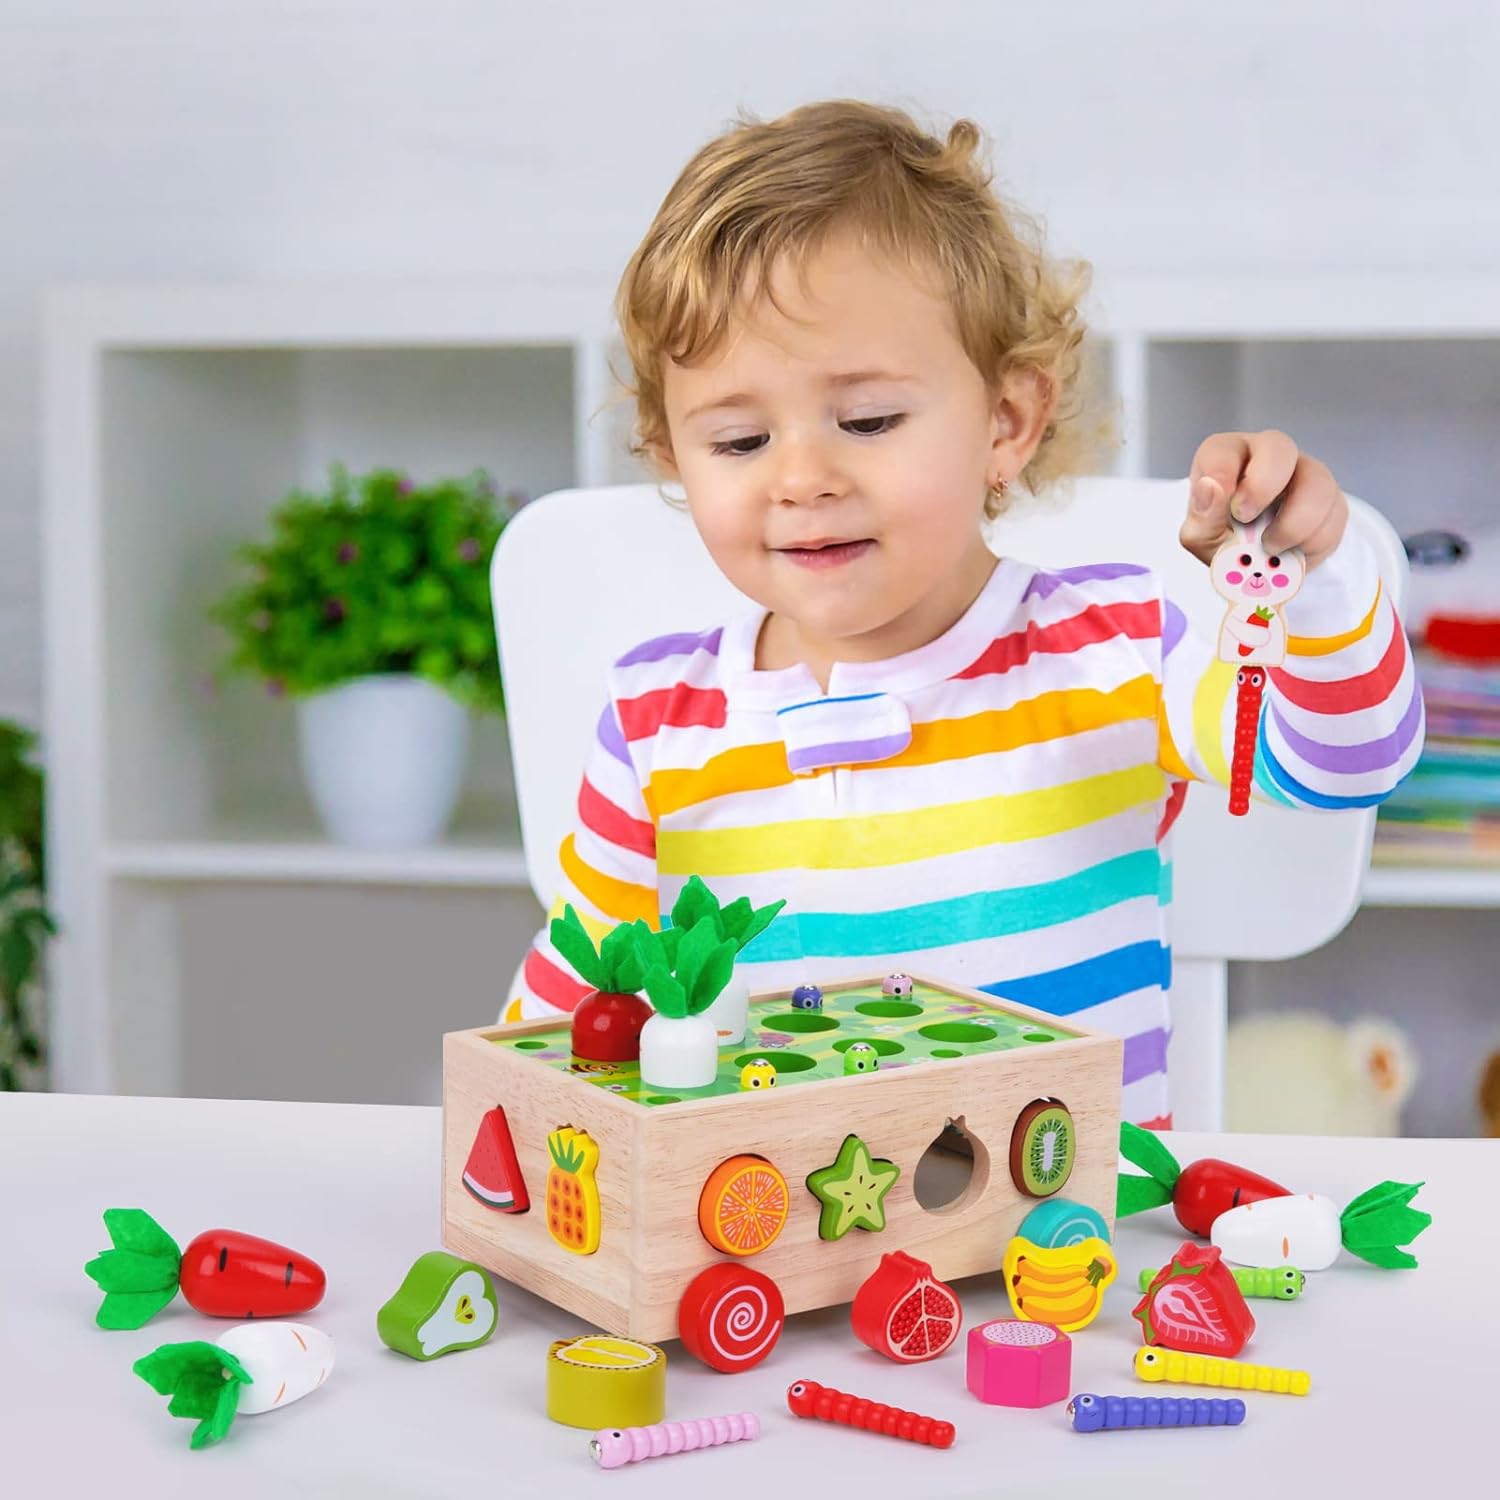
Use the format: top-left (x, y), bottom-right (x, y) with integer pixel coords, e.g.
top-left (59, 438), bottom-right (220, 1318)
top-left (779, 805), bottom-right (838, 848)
top-left (505, 100), bottom-right (1423, 1126)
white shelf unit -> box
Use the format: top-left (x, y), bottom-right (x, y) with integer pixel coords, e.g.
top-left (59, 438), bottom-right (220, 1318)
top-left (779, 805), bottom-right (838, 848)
top-left (42, 274), bottom-right (1500, 1101)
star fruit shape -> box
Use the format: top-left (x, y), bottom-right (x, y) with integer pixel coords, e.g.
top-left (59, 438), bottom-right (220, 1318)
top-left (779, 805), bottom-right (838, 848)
top-left (805, 1133), bottom-right (901, 1240)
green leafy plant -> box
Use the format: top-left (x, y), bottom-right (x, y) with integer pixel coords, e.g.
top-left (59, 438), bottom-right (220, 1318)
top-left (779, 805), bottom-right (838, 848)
top-left (0, 722), bottom-right (53, 1090)
top-left (209, 465), bottom-right (520, 714)
top-left (548, 906), bottom-right (649, 995)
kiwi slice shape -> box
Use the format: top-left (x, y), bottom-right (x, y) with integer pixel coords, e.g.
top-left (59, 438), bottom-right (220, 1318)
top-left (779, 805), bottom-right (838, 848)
top-left (1009, 1099), bottom-right (1075, 1198)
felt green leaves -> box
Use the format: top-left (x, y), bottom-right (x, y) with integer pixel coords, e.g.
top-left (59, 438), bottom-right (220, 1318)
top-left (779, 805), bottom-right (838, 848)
top-left (377, 1252), bottom-right (498, 1360)
top-left (550, 906), bottom-right (649, 996)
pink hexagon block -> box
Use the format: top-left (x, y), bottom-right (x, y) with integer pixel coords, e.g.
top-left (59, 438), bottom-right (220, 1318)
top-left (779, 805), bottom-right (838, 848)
top-left (966, 1319), bottom-right (1071, 1408)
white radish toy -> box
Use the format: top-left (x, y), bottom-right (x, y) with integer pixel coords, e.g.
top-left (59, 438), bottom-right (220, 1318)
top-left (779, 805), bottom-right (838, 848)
top-left (1211, 1183), bottom-right (1430, 1271)
top-left (134, 1321), bottom-right (334, 1448)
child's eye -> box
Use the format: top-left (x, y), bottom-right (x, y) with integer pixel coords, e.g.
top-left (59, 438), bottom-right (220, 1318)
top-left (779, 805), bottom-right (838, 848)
top-left (707, 413), bottom-right (906, 457)
top-left (709, 434), bottom-right (769, 457)
top-left (842, 413), bottom-right (906, 437)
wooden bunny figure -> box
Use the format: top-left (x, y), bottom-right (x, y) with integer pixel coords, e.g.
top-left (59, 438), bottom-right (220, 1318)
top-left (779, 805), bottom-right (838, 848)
top-left (1210, 514), bottom-right (1305, 668)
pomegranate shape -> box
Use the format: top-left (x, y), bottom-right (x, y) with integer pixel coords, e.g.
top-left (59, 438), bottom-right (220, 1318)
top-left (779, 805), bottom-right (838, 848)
top-left (851, 1250), bottom-right (962, 1363)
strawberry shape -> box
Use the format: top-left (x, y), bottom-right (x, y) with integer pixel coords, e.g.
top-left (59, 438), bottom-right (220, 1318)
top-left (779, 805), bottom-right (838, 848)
top-left (1132, 1240), bottom-right (1255, 1358)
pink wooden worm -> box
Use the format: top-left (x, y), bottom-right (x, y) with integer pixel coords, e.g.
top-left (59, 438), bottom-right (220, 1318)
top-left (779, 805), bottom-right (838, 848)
top-left (786, 1378), bottom-right (955, 1448)
top-left (590, 1413), bottom-right (759, 1469)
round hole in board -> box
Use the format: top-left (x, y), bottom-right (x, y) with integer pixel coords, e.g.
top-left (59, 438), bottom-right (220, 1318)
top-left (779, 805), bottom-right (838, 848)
top-left (918, 1022), bottom-right (998, 1044)
top-left (913, 1115), bottom-right (991, 1213)
top-left (733, 1051), bottom-right (818, 1074)
top-left (1023, 1032), bottom-right (1057, 1043)
top-left (930, 1048), bottom-right (962, 1058)
top-left (645, 1095), bottom-right (680, 1105)
top-left (514, 1040), bottom-right (548, 1050)
top-left (854, 1000), bottom-right (923, 1019)
top-left (830, 1037), bottom-right (905, 1057)
top-left (760, 1011), bottom-right (839, 1034)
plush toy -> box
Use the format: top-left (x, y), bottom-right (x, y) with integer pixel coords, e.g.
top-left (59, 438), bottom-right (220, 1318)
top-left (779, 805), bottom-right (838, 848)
top-left (1224, 1012), bottom-right (1415, 1137)
top-left (1479, 1051), bottom-right (1500, 1137)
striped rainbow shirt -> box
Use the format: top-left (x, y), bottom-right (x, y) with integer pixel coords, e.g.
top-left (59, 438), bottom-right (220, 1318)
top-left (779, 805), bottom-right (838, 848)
top-left (507, 529), bottom-right (1422, 1124)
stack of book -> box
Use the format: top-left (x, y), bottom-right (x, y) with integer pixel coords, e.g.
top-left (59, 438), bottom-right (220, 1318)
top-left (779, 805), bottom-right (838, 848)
top-left (1374, 649), bottom-right (1500, 866)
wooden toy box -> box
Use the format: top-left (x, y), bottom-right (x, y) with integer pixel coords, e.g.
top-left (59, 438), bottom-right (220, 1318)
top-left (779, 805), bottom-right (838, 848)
top-left (441, 973), bottom-right (1122, 1344)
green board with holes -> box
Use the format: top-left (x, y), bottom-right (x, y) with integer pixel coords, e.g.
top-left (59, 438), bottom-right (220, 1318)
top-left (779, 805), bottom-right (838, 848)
top-left (492, 977), bottom-right (1078, 1107)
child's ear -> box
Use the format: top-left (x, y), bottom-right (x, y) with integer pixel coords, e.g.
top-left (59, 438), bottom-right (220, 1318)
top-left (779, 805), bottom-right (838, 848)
top-left (988, 367), bottom-right (1056, 476)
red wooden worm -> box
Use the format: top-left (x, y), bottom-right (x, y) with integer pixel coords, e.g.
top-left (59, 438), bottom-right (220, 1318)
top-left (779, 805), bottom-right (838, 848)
top-left (785, 1379), bottom-right (955, 1448)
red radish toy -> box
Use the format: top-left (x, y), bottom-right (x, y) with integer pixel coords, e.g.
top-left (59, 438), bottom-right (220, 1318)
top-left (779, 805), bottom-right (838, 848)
top-left (1117, 1122), bottom-right (1291, 1237)
top-left (85, 1208), bottom-right (325, 1329)
top-left (1133, 1242), bottom-right (1256, 1358)
top-left (550, 905), bottom-right (653, 1063)
top-left (851, 1251), bottom-right (962, 1363)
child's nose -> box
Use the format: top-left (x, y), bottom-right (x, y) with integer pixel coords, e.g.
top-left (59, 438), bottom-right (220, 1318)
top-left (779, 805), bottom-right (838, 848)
top-left (773, 435), bottom-right (845, 504)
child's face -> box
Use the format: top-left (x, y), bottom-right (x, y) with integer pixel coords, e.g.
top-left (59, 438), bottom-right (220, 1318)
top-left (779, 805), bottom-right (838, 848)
top-left (658, 234), bottom-right (1043, 664)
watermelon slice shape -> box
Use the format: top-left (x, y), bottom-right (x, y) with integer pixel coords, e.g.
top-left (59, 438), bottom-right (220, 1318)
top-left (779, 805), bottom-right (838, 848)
top-left (462, 1106), bottom-right (528, 1214)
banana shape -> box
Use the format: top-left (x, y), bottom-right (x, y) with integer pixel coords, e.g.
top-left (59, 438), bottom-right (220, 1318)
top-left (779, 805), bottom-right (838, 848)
top-left (1003, 1234), bottom-right (1117, 1333)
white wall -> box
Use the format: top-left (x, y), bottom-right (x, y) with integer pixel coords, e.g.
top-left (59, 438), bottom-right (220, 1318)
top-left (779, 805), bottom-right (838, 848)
top-left (5, 0), bottom-right (1500, 720)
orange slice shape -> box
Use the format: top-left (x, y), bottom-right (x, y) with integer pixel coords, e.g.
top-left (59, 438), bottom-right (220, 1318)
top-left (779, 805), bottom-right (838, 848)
top-left (698, 1154), bottom-right (790, 1256)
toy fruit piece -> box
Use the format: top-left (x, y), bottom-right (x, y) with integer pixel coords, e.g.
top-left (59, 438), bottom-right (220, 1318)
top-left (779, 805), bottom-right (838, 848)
top-left (843, 1041), bottom-right (879, 1075)
top-left (698, 1155), bottom-right (789, 1257)
top-left (461, 1105), bottom-right (528, 1213)
top-left (85, 1208), bottom-right (325, 1330)
top-left (1134, 1345), bottom-right (1310, 1396)
top-left (786, 1379), bottom-right (955, 1448)
top-left (1132, 1242), bottom-right (1255, 1358)
top-left (1116, 1122), bottom-right (1292, 1236)
top-left (591, 1413), bottom-right (760, 1469)
top-left (1009, 1099), bottom-right (1075, 1197)
top-left (1003, 1235), bottom-right (1116, 1333)
top-left (546, 1336), bottom-right (666, 1429)
top-left (133, 1321), bottom-right (334, 1449)
top-left (376, 1251), bottom-right (498, 1360)
top-left (571, 990), bottom-right (653, 1064)
top-left (738, 1058), bottom-right (777, 1091)
top-left (1018, 1198), bottom-right (1110, 1249)
top-left (545, 1126), bottom-right (602, 1255)
top-left (790, 984), bottom-right (824, 1010)
top-left (678, 1263), bottom-right (784, 1373)
top-left (1068, 1392), bottom-right (1246, 1430)
top-left (851, 1250), bottom-right (962, 1363)
top-left (966, 1319), bottom-right (1070, 1408)
top-left (1210, 1181), bottom-right (1431, 1270)
top-left (805, 1133), bottom-right (900, 1241)
top-left (882, 974), bottom-right (914, 996)
top-left (1136, 1264), bottom-right (1304, 1301)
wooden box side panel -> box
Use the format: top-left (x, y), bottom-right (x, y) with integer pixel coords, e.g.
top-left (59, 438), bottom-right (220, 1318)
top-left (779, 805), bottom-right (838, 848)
top-left (624, 1032), bottom-right (1122, 1342)
top-left (441, 1028), bottom-right (641, 1334)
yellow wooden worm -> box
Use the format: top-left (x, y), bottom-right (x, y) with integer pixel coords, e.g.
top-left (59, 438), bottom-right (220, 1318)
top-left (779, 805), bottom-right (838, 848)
top-left (1134, 1346), bottom-right (1311, 1396)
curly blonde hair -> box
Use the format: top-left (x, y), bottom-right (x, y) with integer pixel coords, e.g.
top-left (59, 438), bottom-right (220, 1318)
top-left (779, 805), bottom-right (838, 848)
top-left (613, 98), bottom-right (1111, 516)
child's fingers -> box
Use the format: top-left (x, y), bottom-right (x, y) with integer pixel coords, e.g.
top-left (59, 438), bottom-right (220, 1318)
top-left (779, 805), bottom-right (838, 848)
top-left (1261, 455), bottom-right (1336, 553)
top-left (1188, 432), bottom-right (1253, 514)
top-left (1178, 473), bottom-right (1232, 561)
top-left (1226, 430), bottom-right (1300, 524)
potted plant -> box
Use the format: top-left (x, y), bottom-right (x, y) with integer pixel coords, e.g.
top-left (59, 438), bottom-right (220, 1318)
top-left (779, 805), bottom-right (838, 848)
top-left (549, 905), bottom-right (653, 1063)
top-left (630, 917), bottom-right (740, 1090)
top-left (664, 877), bottom-right (785, 1044)
top-left (209, 465), bottom-right (518, 850)
top-left (0, 722), bottom-right (54, 1090)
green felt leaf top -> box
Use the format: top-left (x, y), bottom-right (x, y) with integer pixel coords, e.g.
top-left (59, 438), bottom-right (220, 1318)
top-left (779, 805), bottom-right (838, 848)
top-left (134, 1341), bottom-right (252, 1450)
top-left (667, 876), bottom-right (785, 955)
top-left (85, 1208), bottom-right (182, 1328)
top-left (548, 906), bottom-right (650, 995)
top-left (634, 914), bottom-right (738, 1018)
top-left (1339, 1180), bottom-right (1432, 1270)
top-left (1116, 1121), bottom-right (1183, 1217)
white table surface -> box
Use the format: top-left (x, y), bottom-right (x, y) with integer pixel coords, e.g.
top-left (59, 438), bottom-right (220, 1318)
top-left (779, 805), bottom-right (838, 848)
top-left (2, 1093), bottom-right (1492, 1499)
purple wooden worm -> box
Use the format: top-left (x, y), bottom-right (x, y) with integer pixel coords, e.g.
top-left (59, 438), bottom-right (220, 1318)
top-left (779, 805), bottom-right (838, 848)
top-left (1068, 1393), bottom-right (1247, 1431)
top-left (590, 1412), bottom-right (759, 1469)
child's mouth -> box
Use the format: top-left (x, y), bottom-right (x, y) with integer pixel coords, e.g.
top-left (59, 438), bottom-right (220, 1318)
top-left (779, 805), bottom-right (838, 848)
top-left (777, 538), bottom-right (875, 570)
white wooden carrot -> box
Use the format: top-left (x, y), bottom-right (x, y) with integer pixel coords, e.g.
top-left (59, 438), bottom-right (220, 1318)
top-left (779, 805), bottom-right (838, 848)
top-left (1211, 1182), bottom-right (1430, 1271)
top-left (133, 1321), bottom-right (334, 1448)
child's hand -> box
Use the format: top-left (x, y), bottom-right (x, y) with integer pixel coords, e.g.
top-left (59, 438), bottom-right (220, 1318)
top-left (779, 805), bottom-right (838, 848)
top-left (1179, 430), bottom-right (1349, 571)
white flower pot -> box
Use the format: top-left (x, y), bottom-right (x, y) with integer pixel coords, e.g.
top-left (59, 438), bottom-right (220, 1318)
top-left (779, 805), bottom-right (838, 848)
top-left (700, 966), bottom-right (751, 1045)
top-left (638, 1012), bottom-right (721, 1090)
top-left (296, 675), bottom-right (471, 850)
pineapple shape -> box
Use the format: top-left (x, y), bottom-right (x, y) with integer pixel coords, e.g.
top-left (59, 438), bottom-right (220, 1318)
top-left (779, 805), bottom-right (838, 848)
top-left (545, 1126), bottom-right (601, 1255)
